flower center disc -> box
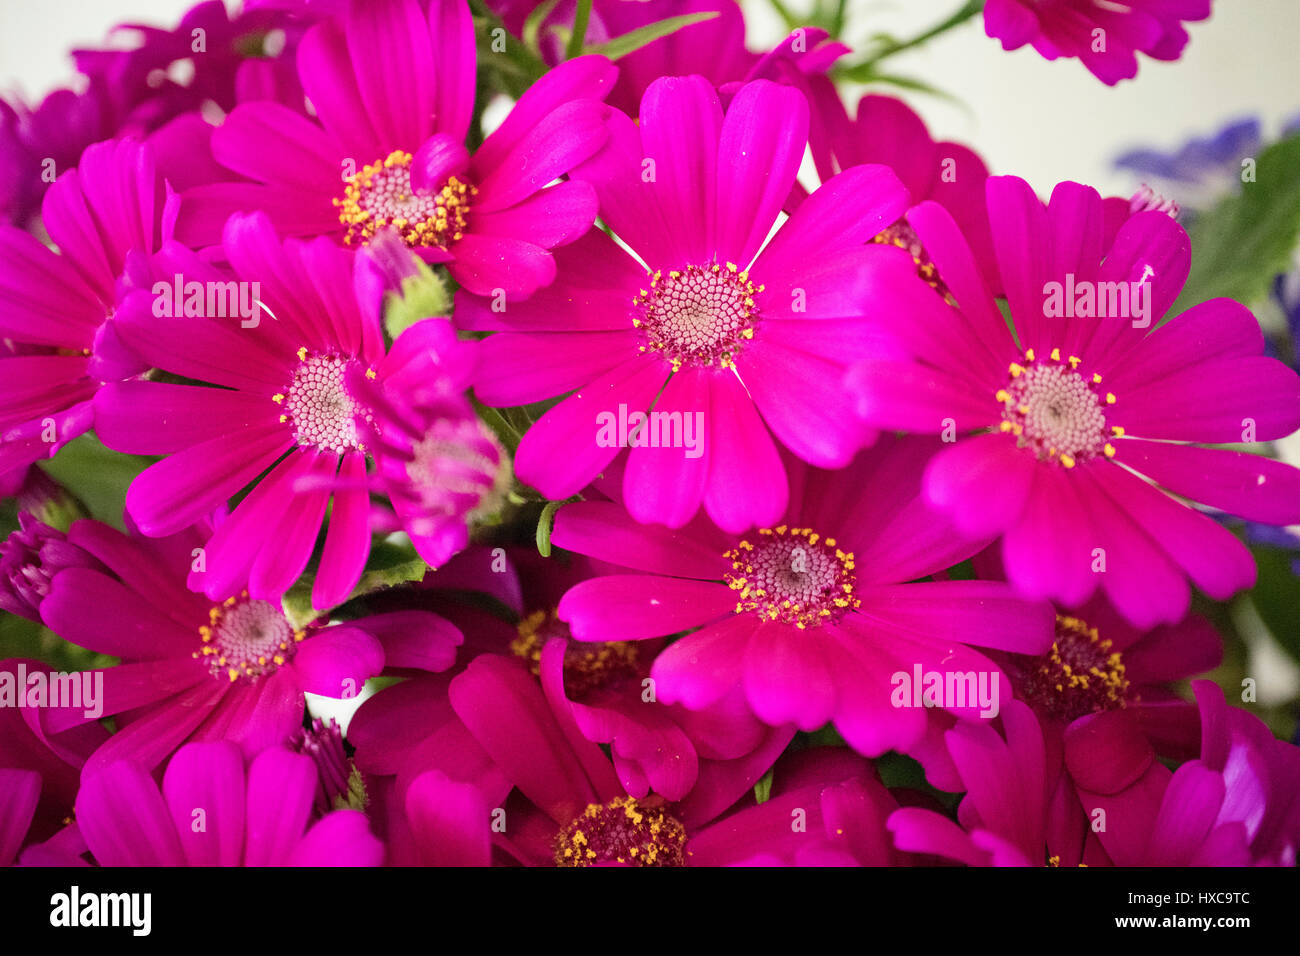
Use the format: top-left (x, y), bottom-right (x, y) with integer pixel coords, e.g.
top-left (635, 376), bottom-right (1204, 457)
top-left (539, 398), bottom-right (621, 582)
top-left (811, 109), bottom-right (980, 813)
top-left (1018, 614), bottom-right (1130, 722)
top-left (335, 150), bottom-right (475, 248)
top-left (554, 796), bottom-right (686, 867)
top-left (996, 348), bottom-right (1120, 467)
top-left (280, 351), bottom-right (374, 454)
top-left (634, 262), bottom-right (760, 369)
top-left (724, 525), bottom-right (858, 629)
top-left (510, 608), bottom-right (639, 698)
top-left (194, 592), bottom-right (305, 683)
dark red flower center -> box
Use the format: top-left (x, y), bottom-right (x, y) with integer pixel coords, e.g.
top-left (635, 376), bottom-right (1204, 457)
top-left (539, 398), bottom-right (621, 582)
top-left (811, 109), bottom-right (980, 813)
top-left (872, 219), bottom-right (950, 299)
top-left (554, 796), bottom-right (687, 866)
top-left (633, 261), bottom-right (761, 369)
top-left (724, 525), bottom-right (859, 629)
top-left (510, 608), bottom-right (639, 698)
top-left (194, 591), bottom-right (306, 683)
top-left (996, 347), bottom-right (1123, 467)
top-left (1018, 614), bottom-right (1131, 722)
top-left (335, 149), bottom-right (475, 249)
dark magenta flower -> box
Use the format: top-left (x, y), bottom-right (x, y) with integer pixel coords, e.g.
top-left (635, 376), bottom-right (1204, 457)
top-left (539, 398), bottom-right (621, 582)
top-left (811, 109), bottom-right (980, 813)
top-left (1064, 681), bottom-right (1298, 866)
top-left (441, 652), bottom-right (884, 867)
top-left (0, 138), bottom-right (166, 477)
top-left (350, 547), bottom-right (774, 809)
top-left (553, 436), bottom-right (1055, 766)
top-left (984, 0), bottom-right (1212, 85)
top-left (37, 518), bottom-right (460, 772)
top-left (888, 691), bottom-right (1267, 867)
top-left (0, 513), bottom-right (102, 622)
top-left (176, 0), bottom-right (613, 297)
top-left (74, 741), bottom-right (383, 866)
top-left (464, 75), bottom-right (910, 531)
top-left (849, 176), bottom-right (1300, 628)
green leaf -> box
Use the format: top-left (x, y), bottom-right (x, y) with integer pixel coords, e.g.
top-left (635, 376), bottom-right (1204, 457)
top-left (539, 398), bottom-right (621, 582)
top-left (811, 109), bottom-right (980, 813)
top-left (536, 500), bottom-right (560, 557)
top-left (566, 0), bottom-right (592, 59)
top-left (1248, 545), bottom-right (1300, 665)
top-left (1173, 132), bottom-right (1300, 315)
top-left (38, 434), bottom-right (153, 530)
top-left (582, 11), bottom-right (719, 61)
top-left (282, 541), bottom-right (428, 628)
top-left (753, 769), bottom-right (775, 805)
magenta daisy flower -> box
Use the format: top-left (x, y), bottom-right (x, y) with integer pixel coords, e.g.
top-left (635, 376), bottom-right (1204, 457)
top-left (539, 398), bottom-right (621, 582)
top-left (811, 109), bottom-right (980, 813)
top-left (37, 517), bottom-right (461, 772)
top-left (506, 550), bottom-right (774, 802)
top-left (442, 653), bottom-right (893, 867)
top-left (848, 176), bottom-right (1300, 628)
top-left (74, 741), bottom-right (383, 866)
top-left (984, 0), bottom-right (1212, 85)
top-left (0, 137), bottom-right (167, 478)
top-left (463, 75), bottom-right (910, 531)
top-left (95, 213), bottom-right (399, 607)
top-left (175, 0), bottom-right (614, 297)
top-left (553, 435), bottom-right (1055, 764)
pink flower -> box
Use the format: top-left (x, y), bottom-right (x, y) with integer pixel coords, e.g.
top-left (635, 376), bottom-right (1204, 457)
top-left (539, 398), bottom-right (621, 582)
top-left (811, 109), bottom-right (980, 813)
top-left (73, 741), bottom-right (383, 866)
top-left (175, 0), bottom-right (614, 297)
top-left (984, 0), bottom-right (1212, 85)
top-left (553, 436), bottom-right (1055, 767)
top-left (849, 176), bottom-right (1300, 628)
top-left (463, 75), bottom-right (910, 531)
top-left (38, 518), bottom-right (460, 773)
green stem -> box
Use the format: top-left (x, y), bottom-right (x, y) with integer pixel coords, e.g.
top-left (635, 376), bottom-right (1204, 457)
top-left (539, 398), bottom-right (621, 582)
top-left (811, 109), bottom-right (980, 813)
top-left (566, 0), bottom-right (593, 59)
top-left (861, 0), bottom-right (984, 66)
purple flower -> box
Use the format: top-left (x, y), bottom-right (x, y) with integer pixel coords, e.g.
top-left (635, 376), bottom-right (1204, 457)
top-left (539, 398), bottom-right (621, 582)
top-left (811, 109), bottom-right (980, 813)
top-left (175, 0), bottom-right (613, 297)
top-left (848, 176), bottom-right (1300, 627)
top-left (0, 513), bottom-right (102, 622)
top-left (0, 1), bottom-right (299, 226)
top-left (463, 75), bottom-right (910, 531)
